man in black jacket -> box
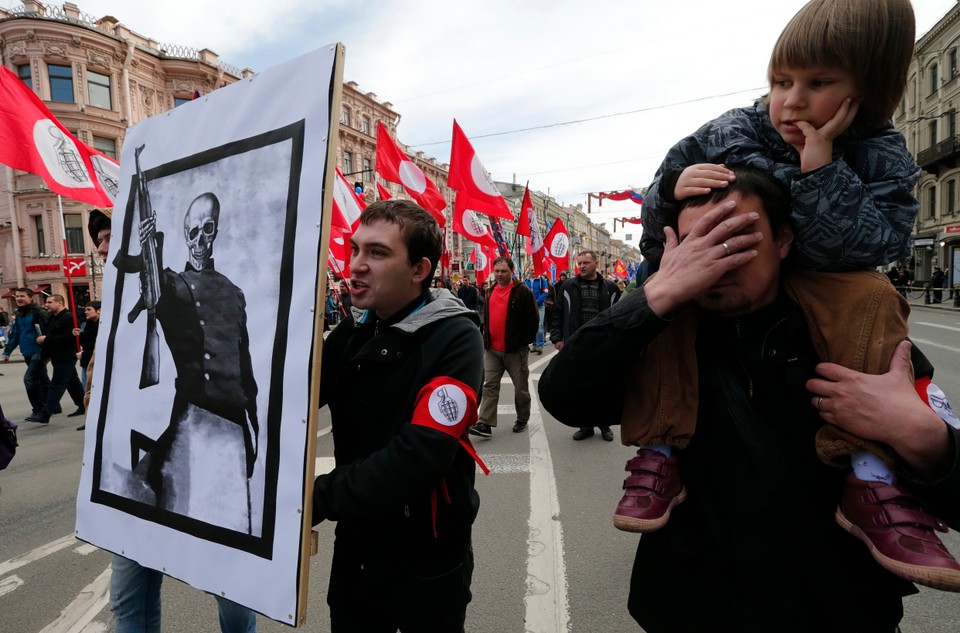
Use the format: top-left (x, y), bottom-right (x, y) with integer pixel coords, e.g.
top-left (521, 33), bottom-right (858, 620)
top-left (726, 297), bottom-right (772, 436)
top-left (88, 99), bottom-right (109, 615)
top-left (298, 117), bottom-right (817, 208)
top-left (468, 257), bottom-right (539, 437)
top-left (550, 250), bottom-right (621, 441)
top-left (312, 200), bottom-right (484, 632)
top-left (29, 294), bottom-right (84, 424)
top-left (539, 174), bottom-right (960, 631)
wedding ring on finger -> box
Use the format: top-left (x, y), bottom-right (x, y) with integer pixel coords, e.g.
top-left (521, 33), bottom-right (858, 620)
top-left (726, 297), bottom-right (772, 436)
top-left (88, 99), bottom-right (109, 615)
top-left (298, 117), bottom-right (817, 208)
top-left (817, 396), bottom-right (824, 411)
top-left (721, 242), bottom-right (731, 257)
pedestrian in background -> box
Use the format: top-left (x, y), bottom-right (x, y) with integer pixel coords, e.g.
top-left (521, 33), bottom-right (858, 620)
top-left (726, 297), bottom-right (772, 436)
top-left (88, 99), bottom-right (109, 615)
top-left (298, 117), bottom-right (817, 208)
top-left (932, 266), bottom-right (945, 303)
top-left (1, 288), bottom-right (50, 421)
top-left (470, 257), bottom-right (539, 438)
top-left (550, 250), bottom-right (621, 441)
top-left (524, 273), bottom-right (550, 354)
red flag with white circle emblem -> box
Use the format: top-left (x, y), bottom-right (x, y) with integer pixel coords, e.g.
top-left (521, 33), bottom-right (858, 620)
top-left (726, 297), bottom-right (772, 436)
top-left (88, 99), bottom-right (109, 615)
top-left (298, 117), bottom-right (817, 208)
top-left (374, 121), bottom-right (446, 225)
top-left (447, 120), bottom-right (513, 220)
top-left (543, 217), bottom-right (571, 274)
top-left (453, 194), bottom-right (498, 251)
top-left (0, 66), bottom-right (117, 208)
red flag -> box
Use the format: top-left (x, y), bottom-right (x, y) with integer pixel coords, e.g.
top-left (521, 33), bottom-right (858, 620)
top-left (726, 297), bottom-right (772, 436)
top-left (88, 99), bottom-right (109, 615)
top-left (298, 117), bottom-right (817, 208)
top-left (543, 218), bottom-right (571, 274)
top-left (376, 181), bottom-right (392, 201)
top-left (447, 120), bottom-right (513, 220)
top-left (328, 225), bottom-right (351, 280)
top-left (452, 195), bottom-right (497, 249)
top-left (333, 167), bottom-right (365, 231)
top-left (375, 121), bottom-right (446, 225)
top-left (0, 66), bottom-right (116, 207)
top-left (614, 260), bottom-right (628, 280)
top-left (472, 245), bottom-right (495, 285)
top-left (515, 183), bottom-right (547, 274)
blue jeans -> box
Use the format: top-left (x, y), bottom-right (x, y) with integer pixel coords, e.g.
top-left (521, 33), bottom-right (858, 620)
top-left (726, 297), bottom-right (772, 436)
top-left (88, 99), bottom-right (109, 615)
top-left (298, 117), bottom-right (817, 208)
top-left (111, 554), bottom-right (257, 633)
top-left (22, 352), bottom-right (50, 414)
top-left (534, 305), bottom-right (545, 349)
top-left (41, 358), bottom-right (83, 418)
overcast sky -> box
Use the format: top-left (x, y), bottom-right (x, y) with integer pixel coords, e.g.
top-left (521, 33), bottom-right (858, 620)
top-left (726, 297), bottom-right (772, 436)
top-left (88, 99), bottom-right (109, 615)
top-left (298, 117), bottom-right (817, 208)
top-left (21, 0), bottom-right (960, 231)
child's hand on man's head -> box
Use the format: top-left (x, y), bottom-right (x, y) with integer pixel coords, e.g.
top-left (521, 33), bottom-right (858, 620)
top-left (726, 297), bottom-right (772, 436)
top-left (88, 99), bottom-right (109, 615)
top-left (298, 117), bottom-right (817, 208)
top-left (795, 96), bottom-right (861, 173)
top-left (673, 163), bottom-right (736, 201)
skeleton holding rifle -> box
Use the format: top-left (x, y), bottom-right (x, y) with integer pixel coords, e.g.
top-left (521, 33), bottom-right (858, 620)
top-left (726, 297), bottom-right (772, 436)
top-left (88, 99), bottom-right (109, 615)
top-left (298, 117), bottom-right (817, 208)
top-left (120, 155), bottom-right (260, 534)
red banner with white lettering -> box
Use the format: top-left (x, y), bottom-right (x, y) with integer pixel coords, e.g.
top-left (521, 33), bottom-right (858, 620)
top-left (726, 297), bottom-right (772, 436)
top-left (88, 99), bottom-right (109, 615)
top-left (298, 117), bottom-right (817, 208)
top-left (63, 257), bottom-right (87, 277)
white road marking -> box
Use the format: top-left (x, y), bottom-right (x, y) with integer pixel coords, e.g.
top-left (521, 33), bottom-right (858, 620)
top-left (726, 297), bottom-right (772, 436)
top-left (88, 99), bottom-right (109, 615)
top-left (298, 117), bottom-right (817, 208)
top-left (910, 337), bottom-right (960, 355)
top-left (79, 623), bottom-right (108, 633)
top-left (73, 544), bottom-right (99, 556)
top-left (39, 566), bottom-right (111, 633)
top-left (0, 535), bottom-right (75, 576)
top-left (523, 389), bottom-right (570, 632)
top-left (0, 574), bottom-right (24, 597)
top-left (914, 322), bottom-right (960, 333)
top-left (497, 405), bottom-right (516, 415)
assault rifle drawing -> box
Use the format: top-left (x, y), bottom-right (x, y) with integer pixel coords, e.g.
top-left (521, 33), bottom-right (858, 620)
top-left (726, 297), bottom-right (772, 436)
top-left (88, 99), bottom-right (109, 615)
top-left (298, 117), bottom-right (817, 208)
top-left (127, 145), bottom-right (161, 388)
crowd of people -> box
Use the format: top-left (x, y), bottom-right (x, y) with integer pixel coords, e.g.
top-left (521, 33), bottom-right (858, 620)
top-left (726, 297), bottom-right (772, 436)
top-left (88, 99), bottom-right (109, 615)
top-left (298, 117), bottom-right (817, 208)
top-left (1, 287), bottom-right (100, 430)
top-left (7, 1), bottom-right (960, 631)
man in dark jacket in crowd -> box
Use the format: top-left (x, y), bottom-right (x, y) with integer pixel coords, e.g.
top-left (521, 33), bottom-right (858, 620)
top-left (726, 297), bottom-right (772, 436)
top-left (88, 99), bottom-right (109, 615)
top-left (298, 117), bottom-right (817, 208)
top-left (468, 257), bottom-right (539, 438)
top-left (30, 294), bottom-right (84, 423)
top-left (312, 199), bottom-right (484, 632)
top-left (457, 275), bottom-right (480, 313)
top-left (1, 287), bottom-right (50, 418)
top-left (539, 171), bottom-right (960, 632)
top-left (932, 266), bottom-right (945, 303)
top-left (550, 250), bottom-right (621, 441)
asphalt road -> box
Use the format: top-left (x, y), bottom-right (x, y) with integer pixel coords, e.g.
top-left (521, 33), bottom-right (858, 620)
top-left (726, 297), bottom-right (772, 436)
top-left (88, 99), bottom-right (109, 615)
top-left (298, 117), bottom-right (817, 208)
top-left (2, 308), bottom-right (959, 632)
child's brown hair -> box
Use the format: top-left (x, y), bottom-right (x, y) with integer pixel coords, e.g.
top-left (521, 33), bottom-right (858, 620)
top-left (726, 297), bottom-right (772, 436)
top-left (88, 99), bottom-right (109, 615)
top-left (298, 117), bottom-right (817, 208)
top-left (768, 0), bottom-right (915, 130)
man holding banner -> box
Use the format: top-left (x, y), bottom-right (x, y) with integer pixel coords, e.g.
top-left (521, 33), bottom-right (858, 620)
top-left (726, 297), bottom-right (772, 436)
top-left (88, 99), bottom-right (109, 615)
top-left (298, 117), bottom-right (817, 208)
top-left (312, 199), bottom-right (484, 632)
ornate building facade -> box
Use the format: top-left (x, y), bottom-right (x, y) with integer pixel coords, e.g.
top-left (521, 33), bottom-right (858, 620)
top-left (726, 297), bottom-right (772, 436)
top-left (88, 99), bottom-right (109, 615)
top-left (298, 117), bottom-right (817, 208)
top-left (0, 1), bottom-right (250, 306)
top-left (897, 2), bottom-right (960, 286)
top-left (2, 1), bottom-right (625, 307)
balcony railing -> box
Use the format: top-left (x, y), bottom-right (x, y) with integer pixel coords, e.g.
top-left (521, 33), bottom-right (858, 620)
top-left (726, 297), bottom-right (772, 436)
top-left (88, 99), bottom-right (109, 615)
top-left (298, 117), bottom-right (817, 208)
top-left (917, 135), bottom-right (960, 169)
top-left (8, 3), bottom-right (245, 77)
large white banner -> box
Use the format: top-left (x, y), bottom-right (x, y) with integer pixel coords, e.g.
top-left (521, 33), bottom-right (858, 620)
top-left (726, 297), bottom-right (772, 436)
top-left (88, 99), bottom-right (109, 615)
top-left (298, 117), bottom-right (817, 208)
top-left (76, 44), bottom-right (342, 624)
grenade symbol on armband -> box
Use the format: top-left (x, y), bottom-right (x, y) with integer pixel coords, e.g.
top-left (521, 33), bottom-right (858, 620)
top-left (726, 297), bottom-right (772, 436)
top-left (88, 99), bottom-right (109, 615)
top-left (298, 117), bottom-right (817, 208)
top-left (436, 387), bottom-right (460, 425)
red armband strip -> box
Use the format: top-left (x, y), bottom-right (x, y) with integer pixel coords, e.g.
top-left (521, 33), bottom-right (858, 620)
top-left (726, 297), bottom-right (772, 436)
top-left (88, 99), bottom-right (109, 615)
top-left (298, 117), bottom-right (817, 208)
top-left (411, 376), bottom-right (478, 438)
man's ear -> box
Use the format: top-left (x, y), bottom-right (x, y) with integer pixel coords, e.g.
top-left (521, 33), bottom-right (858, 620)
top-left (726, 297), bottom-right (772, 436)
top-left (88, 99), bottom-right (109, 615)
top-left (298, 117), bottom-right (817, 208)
top-left (411, 257), bottom-right (433, 285)
top-left (776, 225), bottom-right (794, 260)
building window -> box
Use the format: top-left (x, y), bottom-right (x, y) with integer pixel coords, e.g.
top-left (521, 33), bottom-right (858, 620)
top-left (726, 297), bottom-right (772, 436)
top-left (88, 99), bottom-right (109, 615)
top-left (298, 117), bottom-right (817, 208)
top-left (950, 180), bottom-right (957, 216)
top-left (65, 214), bottom-right (84, 253)
top-left (343, 151), bottom-right (353, 175)
top-left (928, 186), bottom-right (937, 219)
top-left (92, 136), bottom-right (117, 159)
top-left (341, 107), bottom-right (351, 126)
top-left (930, 120), bottom-right (938, 148)
top-left (930, 63), bottom-right (939, 95)
top-left (625, 233), bottom-right (633, 241)
top-left (952, 49), bottom-right (959, 78)
top-left (361, 115), bottom-right (371, 135)
top-left (34, 215), bottom-right (46, 256)
top-left (363, 158), bottom-right (372, 182)
top-left (951, 111), bottom-right (958, 139)
top-left (87, 70), bottom-right (111, 109)
top-left (48, 63), bottom-right (74, 102)
top-left (174, 97), bottom-right (191, 107)
top-left (17, 64), bottom-right (31, 89)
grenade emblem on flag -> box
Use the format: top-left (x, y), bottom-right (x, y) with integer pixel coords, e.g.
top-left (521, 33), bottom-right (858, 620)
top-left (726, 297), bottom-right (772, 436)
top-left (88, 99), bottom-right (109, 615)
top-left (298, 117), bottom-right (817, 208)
top-left (48, 126), bottom-right (87, 183)
top-left (436, 387), bottom-right (460, 424)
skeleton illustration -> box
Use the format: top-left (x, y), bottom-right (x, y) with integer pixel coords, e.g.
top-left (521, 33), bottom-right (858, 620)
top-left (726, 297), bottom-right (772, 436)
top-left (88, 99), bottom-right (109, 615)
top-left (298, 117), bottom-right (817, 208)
top-left (184, 193), bottom-right (218, 271)
top-left (117, 187), bottom-right (260, 534)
